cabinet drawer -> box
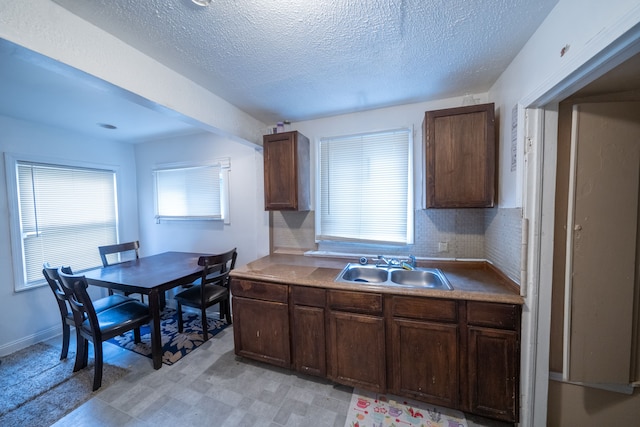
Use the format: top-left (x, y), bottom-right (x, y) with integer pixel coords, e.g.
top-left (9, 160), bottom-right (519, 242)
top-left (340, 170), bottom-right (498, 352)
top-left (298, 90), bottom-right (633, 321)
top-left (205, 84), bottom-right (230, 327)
top-left (230, 279), bottom-right (288, 303)
top-left (291, 286), bottom-right (326, 307)
top-left (467, 301), bottom-right (519, 330)
top-left (328, 290), bottom-right (382, 315)
top-left (392, 296), bottom-right (457, 322)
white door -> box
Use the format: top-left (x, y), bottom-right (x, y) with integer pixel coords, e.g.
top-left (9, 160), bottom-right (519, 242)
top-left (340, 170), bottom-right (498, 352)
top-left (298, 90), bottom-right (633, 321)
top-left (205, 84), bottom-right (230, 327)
top-left (565, 101), bottom-right (640, 385)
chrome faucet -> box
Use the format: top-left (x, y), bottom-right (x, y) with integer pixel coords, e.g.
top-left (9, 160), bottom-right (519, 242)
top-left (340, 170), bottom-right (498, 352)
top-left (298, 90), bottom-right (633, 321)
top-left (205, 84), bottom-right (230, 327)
top-left (375, 254), bottom-right (417, 269)
top-left (376, 255), bottom-right (390, 267)
top-left (375, 255), bottom-right (404, 267)
top-left (401, 255), bottom-right (417, 270)
top-left (408, 254), bottom-right (416, 268)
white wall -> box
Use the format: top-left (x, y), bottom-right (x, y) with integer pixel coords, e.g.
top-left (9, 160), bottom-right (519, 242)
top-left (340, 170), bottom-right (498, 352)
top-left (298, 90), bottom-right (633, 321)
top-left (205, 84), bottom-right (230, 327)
top-left (134, 132), bottom-right (269, 269)
top-left (0, 115), bottom-right (139, 355)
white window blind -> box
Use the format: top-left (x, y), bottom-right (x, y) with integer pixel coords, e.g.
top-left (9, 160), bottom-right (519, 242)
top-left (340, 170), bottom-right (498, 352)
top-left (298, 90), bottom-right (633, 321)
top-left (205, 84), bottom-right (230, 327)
top-left (15, 161), bottom-right (118, 289)
top-left (317, 128), bottom-right (413, 244)
top-left (154, 160), bottom-right (229, 222)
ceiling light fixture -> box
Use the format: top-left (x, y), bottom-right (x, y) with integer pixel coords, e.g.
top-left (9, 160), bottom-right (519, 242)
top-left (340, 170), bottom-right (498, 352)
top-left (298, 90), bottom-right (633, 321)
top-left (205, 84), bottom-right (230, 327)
top-left (191, 0), bottom-right (212, 6)
top-left (98, 123), bottom-right (117, 130)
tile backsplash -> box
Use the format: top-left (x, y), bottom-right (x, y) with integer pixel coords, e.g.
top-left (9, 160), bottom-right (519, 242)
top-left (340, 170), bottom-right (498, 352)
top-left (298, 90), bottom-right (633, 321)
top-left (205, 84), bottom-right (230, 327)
top-left (271, 207), bottom-right (522, 284)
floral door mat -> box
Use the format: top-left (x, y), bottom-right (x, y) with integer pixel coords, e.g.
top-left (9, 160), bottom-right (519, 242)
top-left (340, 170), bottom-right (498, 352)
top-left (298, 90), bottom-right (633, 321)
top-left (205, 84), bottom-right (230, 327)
top-left (345, 388), bottom-right (467, 427)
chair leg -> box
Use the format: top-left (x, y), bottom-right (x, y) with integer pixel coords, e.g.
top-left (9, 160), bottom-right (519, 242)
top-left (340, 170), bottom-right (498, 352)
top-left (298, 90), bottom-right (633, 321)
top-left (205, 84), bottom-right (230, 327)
top-left (61, 322), bottom-right (70, 360)
top-left (74, 335), bottom-right (88, 372)
top-left (133, 327), bottom-right (141, 343)
top-left (177, 302), bottom-right (184, 332)
top-left (224, 300), bottom-right (232, 325)
top-left (93, 342), bottom-right (103, 391)
top-left (108, 288), bottom-right (114, 296)
top-left (201, 307), bottom-right (209, 342)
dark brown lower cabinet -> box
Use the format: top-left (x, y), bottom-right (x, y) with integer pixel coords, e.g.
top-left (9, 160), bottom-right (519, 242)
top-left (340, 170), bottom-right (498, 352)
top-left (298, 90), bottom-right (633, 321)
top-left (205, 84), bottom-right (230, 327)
top-left (291, 286), bottom-right (326, 377)
top-left (467, 327), bottom-right (519, 422)
top-left (328, 310), bottom-right (386, 392)
top-left (466, 301), bottom-right (521, 423)
top-left (231, 280), bottom-right (290, 368)
top-left (391, 318), bottom-right (459, 407)
top-left (389, 296), bottom-right (460, 408)
top-left (327, 290), bottom-right (386, 392)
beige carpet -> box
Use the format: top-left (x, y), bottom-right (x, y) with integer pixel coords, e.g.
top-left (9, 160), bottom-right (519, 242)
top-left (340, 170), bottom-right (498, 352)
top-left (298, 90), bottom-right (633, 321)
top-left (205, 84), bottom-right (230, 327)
top-left (0, 342), bottom-right (129, 427)
top-left (345, 388), bottom-right (467, 427)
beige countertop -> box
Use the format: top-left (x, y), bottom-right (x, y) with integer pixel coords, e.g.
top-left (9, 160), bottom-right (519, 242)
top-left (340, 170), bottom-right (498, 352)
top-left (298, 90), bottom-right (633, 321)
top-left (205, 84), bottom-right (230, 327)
top-left (231, 254), bottom-right (524, 305)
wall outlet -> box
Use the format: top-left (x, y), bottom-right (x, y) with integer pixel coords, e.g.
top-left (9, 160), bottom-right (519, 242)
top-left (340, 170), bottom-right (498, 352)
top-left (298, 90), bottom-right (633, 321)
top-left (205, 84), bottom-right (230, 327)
top-left (438, 241), bottom-right (449, 252)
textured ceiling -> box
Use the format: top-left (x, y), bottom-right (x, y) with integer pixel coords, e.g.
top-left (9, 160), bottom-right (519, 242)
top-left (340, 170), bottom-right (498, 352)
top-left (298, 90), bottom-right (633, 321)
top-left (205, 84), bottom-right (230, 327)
top-left (52, 0), bottom-right (558, 124)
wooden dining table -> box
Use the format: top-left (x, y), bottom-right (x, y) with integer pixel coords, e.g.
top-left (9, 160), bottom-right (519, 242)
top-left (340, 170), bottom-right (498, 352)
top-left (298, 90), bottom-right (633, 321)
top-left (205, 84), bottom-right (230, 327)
top-left (83, 251), bottom-right (208, 369)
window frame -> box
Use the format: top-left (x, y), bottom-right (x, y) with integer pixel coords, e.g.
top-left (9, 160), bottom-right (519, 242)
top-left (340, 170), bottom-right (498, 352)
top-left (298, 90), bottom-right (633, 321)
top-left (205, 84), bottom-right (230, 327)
top-left (315, 127), bottom-right (414, 245)
top-left (153, 158), bottom-right (230, 224)
top-left (4, 152), bottom-right (121, 291)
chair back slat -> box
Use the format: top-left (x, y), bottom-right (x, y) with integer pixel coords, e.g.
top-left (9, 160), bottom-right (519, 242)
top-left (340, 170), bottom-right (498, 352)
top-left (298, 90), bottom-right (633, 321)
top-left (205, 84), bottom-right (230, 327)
top-left (197, 247), bottom-right (237, 287)
top-left (58, 270), bottom-right (100, 337)
top-left (98, 240), bottom-right (140, 267)
top-left (43, 263), bottom-right (73, 313)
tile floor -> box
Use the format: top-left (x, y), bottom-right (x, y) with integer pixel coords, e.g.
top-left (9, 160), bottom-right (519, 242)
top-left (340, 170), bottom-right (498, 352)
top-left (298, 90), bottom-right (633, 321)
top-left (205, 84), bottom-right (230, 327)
top-left (48, 325), bottom-right (512, 427)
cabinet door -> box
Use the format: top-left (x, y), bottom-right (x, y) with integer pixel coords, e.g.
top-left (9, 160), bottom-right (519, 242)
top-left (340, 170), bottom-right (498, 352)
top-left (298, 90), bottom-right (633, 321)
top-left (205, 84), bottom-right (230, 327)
top-left (467, 326), bottom-right (519, 422)
top-left (391, 318), bottom-right (459, 407)
top-left (292, 305), bottom-right (326, 377)
top-left (232, 296), bottom-right (290, 368)
top-left (327, 310), bottom-right (385, 392)
top-left (425, 103), bottom-right (495, 208)
top-left (263, 131), bottom-right (310, 211)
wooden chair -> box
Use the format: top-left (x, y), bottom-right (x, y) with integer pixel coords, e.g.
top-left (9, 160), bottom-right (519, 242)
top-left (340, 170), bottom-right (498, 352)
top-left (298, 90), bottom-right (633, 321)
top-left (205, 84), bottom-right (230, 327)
top-left (174, 248), bottom-right (237, 341)
top-left (58, 269), bottom-right (151, 391)
top-left (98, 241), bottom-right (140, 267)
top-left (42, 263), bottom-right (132, 364)
top-left (98, 241), bottom-right (143, 300)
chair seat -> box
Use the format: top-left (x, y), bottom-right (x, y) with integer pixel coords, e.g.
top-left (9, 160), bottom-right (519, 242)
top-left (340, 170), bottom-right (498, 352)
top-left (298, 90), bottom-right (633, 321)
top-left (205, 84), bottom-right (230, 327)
top-left (80, 301), bottom-right (151, 338)
top-left (93, 294), bottom-right (134, 313)
top-left (174, 284), bottom-right (228, 308)
top-left (63, 294), bottom-right (134, 319)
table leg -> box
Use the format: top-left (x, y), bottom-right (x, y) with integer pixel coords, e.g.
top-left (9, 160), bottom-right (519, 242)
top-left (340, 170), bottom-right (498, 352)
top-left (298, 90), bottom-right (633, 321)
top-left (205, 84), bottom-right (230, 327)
top-left (148, 289), bottom-right (163, 369)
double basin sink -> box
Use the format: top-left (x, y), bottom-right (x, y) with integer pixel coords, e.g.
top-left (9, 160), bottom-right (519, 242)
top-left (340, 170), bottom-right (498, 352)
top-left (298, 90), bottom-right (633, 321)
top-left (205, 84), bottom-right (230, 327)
top-left (335, 263), bottom-right (453, 290)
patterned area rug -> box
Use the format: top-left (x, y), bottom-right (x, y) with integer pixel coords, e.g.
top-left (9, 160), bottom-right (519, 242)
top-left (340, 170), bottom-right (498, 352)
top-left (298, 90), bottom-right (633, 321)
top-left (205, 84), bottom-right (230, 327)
top-left (0, 342), bottom-right (128, 427)
top-left (345, 389), bottom-right (467, 427)
top-left (107, 307), bottom-right (228, 365)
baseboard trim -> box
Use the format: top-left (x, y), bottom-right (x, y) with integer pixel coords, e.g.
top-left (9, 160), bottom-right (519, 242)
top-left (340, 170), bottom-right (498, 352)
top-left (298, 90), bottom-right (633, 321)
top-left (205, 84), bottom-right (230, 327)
top-left (0, 325), bottom-right (62, 357)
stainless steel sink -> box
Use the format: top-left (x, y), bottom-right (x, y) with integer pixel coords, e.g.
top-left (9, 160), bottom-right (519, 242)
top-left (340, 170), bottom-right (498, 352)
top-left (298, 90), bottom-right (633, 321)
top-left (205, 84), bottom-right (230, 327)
top-left (339, 265), bottom-right (388, 283)
top-left (389, 269), bottom-right (452, 289)
top-left (335, 263), bottom-right (453, 290)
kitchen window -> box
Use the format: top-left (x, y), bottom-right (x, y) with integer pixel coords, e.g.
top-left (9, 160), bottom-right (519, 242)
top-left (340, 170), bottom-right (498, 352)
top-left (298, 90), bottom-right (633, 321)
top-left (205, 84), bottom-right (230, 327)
top-left (153, 159), bottom-right (230, 223)
top-left (317, 128), bottom-right (413, 244)
top-left (5, 155), bottom-right (118, 291)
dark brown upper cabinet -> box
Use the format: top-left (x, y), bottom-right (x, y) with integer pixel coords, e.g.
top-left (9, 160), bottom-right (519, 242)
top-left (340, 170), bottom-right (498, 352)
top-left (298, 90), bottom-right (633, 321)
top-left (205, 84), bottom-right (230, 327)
top-left (263, 131), bottom-right (311, 211)
top-left (424, 103), bottom-right (496, 208)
